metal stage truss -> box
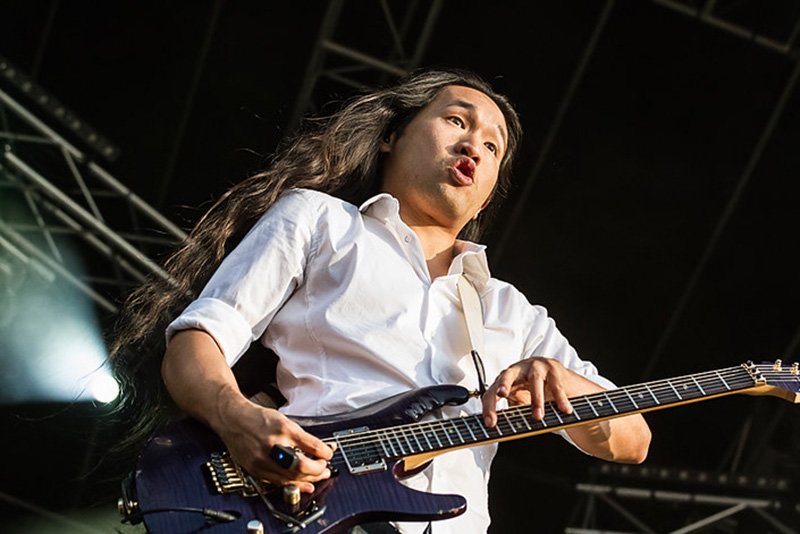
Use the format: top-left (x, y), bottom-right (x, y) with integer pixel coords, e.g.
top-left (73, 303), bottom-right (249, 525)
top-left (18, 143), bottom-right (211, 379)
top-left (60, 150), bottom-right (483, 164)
top-left (287, 0), bottom-right (444, 132)
top-left (0, 59), bottom-right (185, 315)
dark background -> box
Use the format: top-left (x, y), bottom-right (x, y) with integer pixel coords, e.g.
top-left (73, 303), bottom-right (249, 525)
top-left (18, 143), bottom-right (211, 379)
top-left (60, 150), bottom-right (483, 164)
top-left (1, 1), bottom-right (799, 532)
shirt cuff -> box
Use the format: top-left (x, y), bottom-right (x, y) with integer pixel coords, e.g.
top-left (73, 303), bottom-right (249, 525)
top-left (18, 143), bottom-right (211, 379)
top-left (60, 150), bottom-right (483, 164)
top-left (165, 297), bottom-right (254, 366)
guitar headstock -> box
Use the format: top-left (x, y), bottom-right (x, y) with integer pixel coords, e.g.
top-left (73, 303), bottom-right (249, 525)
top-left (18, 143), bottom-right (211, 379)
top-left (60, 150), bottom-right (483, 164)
top-left (745, 361), bottom-right (800, 403)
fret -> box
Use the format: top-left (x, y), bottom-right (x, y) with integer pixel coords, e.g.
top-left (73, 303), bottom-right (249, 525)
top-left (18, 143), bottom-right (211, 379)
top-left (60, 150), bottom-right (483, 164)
top-left (650, 379), bottom-right (683, 404)
top-left (428, 423), bottom-right (444, 449)
top-left (699, 372), bottom-right (729, 395)
top-left (668, 380), bottom-right (683, 400)
top-left (690, 375), bottom-right (706, 396)
top-left (584, 394), bottom-right (613, 418)
top-left (377, 430), bottom-right (392, 458)
top-left (632, 386), bottom-right (655, 408)
top-left (624, 388), bottom-right (640, 409)
top-left (603, 391), bottom-right (619, 413)
top-left (550, 403), bottom-right (564, 425)
top-left (507, 409), bottom-right (532, 432)
top-left (581, 397), bottom-right (600, 417)
top-left (608, 390), bottom-right (636, 413)
top-left (494, 417), bottom-right (505, 436)
top-left (644, 384), bottom-right (660, 405)
top-left (448, 420), bottom-right (466, 444)
top-left (418, 424), bottom-right (434, 451)
top-left (436, 421), bottom-right (454, 446)
top-left (518, 410), bottom-right (533, 431)
top-left (672, 376), bottom-right (703, 400)
top-left (473, 415), bottom-right (490, 439)
top-left (459, 418), bottom-right (477, 442)
top-left (392, 431), bottom-right (407, 456)
top-left (462, 416), bottom-right (485, 443)
top-left (500, 411), bottom-right (516, 434)
top-left (402, 427), bottom-right (419, 453)
top-left (715, 370), bottom-right (732, 391)
top-left (412, 428), bottom-right (424, 451)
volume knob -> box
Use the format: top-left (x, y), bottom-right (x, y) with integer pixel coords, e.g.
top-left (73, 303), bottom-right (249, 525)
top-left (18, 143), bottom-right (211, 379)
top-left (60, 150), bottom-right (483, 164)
top-left (283, 484), bottom-right (301, 506)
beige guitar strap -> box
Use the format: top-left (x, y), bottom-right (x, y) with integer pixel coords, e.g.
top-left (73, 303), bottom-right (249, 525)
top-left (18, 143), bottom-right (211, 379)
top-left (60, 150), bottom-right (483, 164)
top-left (457, 274), bottom-right (487, 396)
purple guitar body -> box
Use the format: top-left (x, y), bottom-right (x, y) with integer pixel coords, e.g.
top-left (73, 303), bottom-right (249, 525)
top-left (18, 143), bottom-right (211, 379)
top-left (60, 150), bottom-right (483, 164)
top-left (122, 362), bottom-right (800, 533)
top-left (130, 385), bottom-right (472, 534)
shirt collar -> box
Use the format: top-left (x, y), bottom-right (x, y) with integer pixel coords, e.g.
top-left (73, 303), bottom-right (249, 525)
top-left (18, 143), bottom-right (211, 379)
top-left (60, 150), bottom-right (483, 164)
top-left (450, 240), bottom-right (491, 284)
top-left (358, 193), bottom-right (399, 221)
top-left (359, 193), bottom-right (492, 284)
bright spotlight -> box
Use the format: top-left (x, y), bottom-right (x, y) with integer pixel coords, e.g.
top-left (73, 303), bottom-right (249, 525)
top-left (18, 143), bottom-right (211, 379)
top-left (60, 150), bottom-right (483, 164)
top-left (0, 231), bottom-right (117, 405)
top-left (88, 374), bottom-right (120, 403)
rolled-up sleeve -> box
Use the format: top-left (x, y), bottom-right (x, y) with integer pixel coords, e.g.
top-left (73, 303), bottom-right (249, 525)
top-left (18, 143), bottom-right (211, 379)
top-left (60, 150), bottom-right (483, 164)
top-left (166, 190), bottom-right (318, 366)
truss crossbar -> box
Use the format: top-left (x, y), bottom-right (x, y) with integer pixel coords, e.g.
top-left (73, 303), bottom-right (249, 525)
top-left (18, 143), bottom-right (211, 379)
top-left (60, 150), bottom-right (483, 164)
top-left (0, 85), bottom-right (185, 314)
top-left (288, 0), bottom-right (444, 131)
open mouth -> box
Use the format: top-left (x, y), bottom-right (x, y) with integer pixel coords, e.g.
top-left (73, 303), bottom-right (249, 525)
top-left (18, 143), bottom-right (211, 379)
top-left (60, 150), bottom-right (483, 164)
top-left (454, 158), bottom-right (475, 181)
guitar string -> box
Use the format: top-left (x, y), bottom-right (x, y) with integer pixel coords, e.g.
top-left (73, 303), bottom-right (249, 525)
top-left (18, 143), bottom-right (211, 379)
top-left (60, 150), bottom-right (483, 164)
top-left (331, 367), bottom-right (750, 449)
top-left (331, 366), bottom-right (755, 456)
top-left (329, 366), bottom-right (797, 466)
top-left (335, 368), bottom-right (799, 467)
top-left (328, 368), bottom-right (753, 466)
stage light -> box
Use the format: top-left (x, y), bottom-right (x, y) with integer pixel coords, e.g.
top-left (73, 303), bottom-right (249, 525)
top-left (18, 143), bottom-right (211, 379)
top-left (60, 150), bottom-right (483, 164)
top-left (0, 227), bottom-right (116, 405)
top-left (88, 374), bottom-right (120, 404)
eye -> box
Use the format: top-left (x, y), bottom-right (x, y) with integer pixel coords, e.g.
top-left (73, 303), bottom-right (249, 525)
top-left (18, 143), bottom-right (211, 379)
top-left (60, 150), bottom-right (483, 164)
top-left (448, 116), bottom-right (465, 127)
top-left (485, 142), bottom-right (498, 155)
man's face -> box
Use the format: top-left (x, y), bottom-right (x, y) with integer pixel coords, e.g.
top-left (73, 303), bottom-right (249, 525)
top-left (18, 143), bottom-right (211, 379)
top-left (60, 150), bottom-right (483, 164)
top-left (381, 85), bottom-right (508, 235)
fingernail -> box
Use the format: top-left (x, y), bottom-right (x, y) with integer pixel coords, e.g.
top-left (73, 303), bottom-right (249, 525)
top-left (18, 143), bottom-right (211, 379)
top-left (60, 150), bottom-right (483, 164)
top-left (484, 415), bottom-right (492, 427)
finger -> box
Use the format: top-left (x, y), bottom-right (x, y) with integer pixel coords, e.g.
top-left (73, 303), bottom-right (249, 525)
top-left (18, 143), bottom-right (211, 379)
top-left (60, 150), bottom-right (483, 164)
top-left (288, 424), bottom-right (335, 461)
top-left (295, 454), bottom-right (332, 478)
top-left (530, 365), bottom-right (545, 420)
top-left (482, 367), bottom-right (521, 427)
top-left (541, 365), bottom-right (573, 415)
top-left (550, 382), bottom-right (573, 415)
top-left (257, 467), bottom-right (322, 494)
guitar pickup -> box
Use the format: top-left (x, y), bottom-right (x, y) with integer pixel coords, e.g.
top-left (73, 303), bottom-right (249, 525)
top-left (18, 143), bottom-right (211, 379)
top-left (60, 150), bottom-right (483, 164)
top-left (334, 427), bottom-right (387, 474)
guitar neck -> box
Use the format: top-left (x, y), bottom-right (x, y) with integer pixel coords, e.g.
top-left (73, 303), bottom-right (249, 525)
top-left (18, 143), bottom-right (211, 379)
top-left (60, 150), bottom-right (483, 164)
top-left (335, 364), bottom-right (767, 462)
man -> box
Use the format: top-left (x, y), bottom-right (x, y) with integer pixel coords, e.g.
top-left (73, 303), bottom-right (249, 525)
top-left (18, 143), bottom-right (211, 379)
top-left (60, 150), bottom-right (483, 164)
top-left (117, 69), bottom-right (650, 534)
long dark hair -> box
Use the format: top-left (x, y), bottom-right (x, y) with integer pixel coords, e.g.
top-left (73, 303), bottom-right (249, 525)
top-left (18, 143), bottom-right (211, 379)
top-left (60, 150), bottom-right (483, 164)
top-left (109, 68), bottom-right (522, 447)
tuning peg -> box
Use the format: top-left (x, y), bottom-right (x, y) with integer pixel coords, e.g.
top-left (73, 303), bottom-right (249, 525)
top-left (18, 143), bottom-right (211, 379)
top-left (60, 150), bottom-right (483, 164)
top-left (791, 362), bottom-right (799, 375)
top-left (773, 360), bottom-right (783, 371)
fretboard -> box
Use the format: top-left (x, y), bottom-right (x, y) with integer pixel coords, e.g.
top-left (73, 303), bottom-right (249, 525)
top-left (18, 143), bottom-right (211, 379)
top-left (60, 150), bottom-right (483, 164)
top-left (334, 365), bottom-right (757, 462)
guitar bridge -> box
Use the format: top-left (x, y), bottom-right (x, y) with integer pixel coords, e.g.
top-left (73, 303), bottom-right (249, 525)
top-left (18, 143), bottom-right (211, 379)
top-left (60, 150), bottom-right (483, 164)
top-left (206, 451), bottom-right (260, 496)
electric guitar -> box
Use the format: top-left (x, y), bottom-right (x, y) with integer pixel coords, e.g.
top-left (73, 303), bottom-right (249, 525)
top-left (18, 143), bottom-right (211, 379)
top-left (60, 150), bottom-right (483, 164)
top-left (119, 361), bottom-right (800, 533)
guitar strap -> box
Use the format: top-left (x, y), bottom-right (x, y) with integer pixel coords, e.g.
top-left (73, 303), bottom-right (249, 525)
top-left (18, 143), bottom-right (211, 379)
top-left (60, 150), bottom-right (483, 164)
top-left (456, 274), bottom-right (485, 355)
top-left (456, 274), bottom-right (488, 396)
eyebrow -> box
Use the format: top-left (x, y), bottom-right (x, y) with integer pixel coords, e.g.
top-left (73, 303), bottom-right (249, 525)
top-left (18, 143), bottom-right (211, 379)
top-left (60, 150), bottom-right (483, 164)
top-left (446, 99), bottom-right (508, 148)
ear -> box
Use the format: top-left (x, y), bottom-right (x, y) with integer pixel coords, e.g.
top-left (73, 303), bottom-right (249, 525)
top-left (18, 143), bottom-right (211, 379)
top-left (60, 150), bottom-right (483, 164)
top-left (379, 132), bottom-right (395, 153)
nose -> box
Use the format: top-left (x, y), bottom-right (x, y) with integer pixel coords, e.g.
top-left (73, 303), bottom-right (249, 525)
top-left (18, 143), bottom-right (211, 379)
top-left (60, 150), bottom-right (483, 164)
top-left (457, 138), bottom-right (480, 164)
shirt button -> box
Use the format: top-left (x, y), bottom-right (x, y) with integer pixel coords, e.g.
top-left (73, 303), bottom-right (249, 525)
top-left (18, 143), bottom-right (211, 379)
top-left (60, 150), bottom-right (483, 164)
top-left (404, 235), bottom-right (411, 243)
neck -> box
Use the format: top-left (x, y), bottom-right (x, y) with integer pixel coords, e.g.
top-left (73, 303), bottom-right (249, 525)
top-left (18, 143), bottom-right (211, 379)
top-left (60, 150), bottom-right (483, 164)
top-left (409, 224), bottom-right (457, 280)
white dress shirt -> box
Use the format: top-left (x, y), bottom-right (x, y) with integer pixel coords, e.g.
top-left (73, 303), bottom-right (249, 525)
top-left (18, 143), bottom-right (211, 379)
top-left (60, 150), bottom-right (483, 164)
top-left (167, 189), bottom-right (614, 534)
